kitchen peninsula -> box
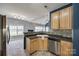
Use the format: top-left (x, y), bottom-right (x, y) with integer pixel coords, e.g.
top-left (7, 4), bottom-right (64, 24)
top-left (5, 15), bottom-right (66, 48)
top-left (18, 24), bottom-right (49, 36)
top-left (24, 32), bottom-right (48, 55)
top-left (24, 32), bottom-right (72, 56)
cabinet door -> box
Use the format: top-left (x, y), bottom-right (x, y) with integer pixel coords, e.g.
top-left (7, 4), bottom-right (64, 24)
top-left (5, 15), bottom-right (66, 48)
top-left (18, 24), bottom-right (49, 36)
top-left (64, 7), bottom-right (72, 29)
top-left (69, 6), bottom-right (73, 29)
top-left (61, 40), bottom-right (72, 56)
top-left (30, 39), bottom-right (38, 54)
top-left (36, 39), bottom-right (39, 50)
top-left (38, 39), bottom-right (43, 50)
top-left (51, 11), bottom-right (60, 29)
top-left (60, 7), bottom-right (72, 29)
top-left (33, 39), bottom-right (37, 52)
top-left (43, 38), bottom-right (48, 50)
top-left (60, 8), bottom-right (66, 29)
top-left (30, 40), bottom-right (34, 54)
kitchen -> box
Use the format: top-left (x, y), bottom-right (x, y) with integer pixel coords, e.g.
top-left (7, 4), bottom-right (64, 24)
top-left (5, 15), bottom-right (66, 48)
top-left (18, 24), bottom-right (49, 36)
top-left (0, 3), bottom-right (79, 56)
top-left (24, 4), bottom-right (72, 56)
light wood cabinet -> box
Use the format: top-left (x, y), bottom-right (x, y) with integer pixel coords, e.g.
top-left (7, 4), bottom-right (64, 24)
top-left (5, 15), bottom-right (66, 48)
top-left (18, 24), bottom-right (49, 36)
top-left (60, 7), bottom-right (72, 29)
top-left (43, 38), bottom-right (48, 50)
top-left (51, 6), bottom-right (72, 29)
top-left (51, 11), bottom-right (60, 29)
top-left (60, 9), bottom-right (65, 29)
top-left (30, 39), bottom-right (38, 54)
top-left (69, 6), bottom-right (73, 29)
top-left (38, 38), bottom-right (48, 51)
top-left (30, 40), bottom-right (34, 54)
top-left (60, 40), bottom-right (72, 56)
top-left (34, 39), bottom-right (38, 51)
top-left (38, 38), bottom-right (43, 50)
top-left (27, 37), bottom-right (48, 54)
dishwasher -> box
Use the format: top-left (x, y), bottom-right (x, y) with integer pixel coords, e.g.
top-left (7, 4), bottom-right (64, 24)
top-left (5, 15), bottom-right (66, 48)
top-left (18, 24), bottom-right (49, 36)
top-left (48, 36), bottom-right (60, 55)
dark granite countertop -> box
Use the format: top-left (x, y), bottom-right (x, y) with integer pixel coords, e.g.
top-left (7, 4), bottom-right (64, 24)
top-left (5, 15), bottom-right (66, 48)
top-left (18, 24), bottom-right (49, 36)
top-left (24, 32), bottom-right (72, 42)
top-left (28, 36), bottom-right (38, 39)
top-left (47, 34), bottom-right (72, 39)
top-left (48, 34), bottom-right (72, 42)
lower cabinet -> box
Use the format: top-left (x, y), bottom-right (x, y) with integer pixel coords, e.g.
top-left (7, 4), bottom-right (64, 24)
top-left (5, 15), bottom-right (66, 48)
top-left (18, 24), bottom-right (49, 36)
top-left (30, 41), bottom-right (34, 54)
top-left (60, 40), bottom-right (72, 56)
top-left (27, 36), bottom-right (72, 56)
top-left (38, 38), bottom-right (48, 51)
top-left (43, 38), bottom-right (48, 50)
top-left (38, 38), bottom-right (43, 50)
top-left (28, 37), bottom-right (48, 54)
top-left (30, 39), bottom-right (38, 54)
top-left (48, 37), bottom-right (72, 56)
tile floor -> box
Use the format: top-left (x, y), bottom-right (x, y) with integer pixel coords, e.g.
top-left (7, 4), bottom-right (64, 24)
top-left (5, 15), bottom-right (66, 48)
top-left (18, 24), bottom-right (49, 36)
top-left (31, 50), bottom-right (54, 56)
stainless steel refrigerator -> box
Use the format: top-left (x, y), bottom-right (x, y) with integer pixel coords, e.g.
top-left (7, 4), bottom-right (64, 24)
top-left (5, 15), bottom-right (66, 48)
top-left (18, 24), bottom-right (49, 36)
top-left (0, 15), bottom-right (6, 56)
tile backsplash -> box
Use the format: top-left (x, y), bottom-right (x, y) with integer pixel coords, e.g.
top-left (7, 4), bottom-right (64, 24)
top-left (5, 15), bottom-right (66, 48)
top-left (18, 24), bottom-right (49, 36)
top-left (50, 29), bottom-right (72, 37)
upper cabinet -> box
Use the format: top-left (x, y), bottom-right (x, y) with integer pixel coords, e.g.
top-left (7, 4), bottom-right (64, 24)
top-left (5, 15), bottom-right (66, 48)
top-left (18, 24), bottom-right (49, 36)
top-left (60, 7), bottom-right (72, 29)
top-left (51, 11), bottom-right (60, 29)
top-left (51, 5), bottom-right (72, 30)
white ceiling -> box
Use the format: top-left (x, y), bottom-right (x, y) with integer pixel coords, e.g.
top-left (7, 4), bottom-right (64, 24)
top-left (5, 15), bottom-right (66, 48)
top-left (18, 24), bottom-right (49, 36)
top-left (0, 3), bottom-right (68, 25)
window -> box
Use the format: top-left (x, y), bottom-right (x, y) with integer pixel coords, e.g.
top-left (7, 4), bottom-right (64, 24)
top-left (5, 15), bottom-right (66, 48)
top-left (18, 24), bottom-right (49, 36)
top-left (9, 26), bottom-right (24, 36)
top-left (35, 26), bottom-right (43, 32)
top-left (9, 26), bottom-right (17, 36)
top-left (17, 26), bottom-right (24, 35)
top-left (46, 27), bottom-right (49, 32)
top-left (34, 26), bottom-right (49, 32)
